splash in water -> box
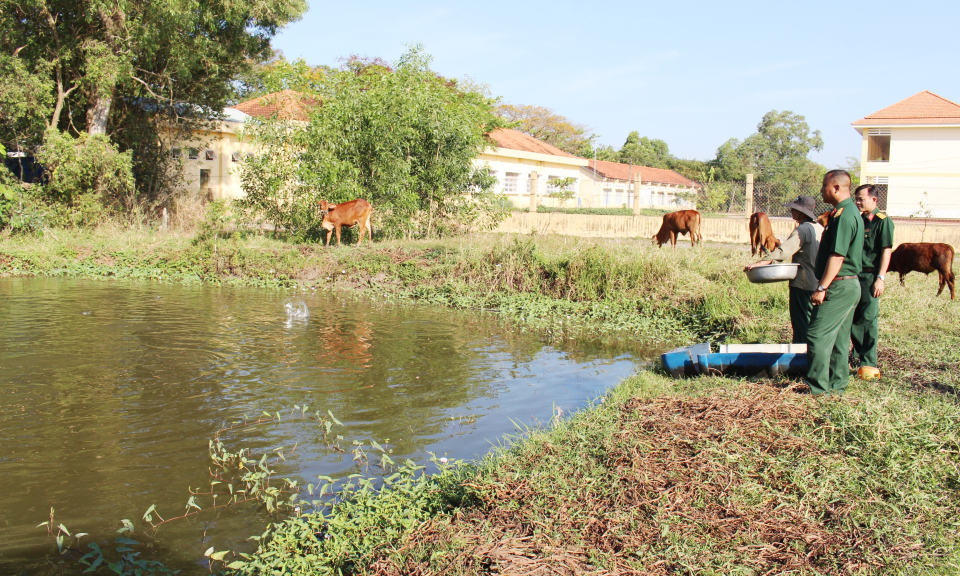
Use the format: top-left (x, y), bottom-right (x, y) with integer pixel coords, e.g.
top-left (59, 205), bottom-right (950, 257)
top-left (284, 299), bottom-right (310, 328)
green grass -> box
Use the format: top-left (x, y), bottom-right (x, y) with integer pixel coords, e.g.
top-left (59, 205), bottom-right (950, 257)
top-left (4, 228), bottom-right (960, 575)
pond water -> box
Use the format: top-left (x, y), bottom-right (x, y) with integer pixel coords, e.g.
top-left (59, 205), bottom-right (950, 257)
top-left (0, 277), bottom-right (643, 573)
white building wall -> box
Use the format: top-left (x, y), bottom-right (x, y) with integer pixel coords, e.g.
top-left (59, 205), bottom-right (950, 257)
top-left (861, 126), bottom-right (960, 217)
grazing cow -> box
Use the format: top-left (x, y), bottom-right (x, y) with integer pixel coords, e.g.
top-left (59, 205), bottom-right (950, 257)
top-left (888, 242), bottom-right (955, 300)
top-left (817, 210), bottom-right (831, 228)
top-left (652, 210), bottom-right (702, 248)
top-left (318, 199), bottom-right (373, 247)
top-left (748, 212), bottom-right (780, 256)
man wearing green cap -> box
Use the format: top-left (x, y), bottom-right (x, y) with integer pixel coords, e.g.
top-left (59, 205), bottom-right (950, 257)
top-left (851, 184), bottom-right (895, 378)
top-left (804, 170), bottom-right (864, 395)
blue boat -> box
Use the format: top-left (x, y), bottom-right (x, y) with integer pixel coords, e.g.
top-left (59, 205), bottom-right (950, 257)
top-left (661, 343), bottom-right (807, 378)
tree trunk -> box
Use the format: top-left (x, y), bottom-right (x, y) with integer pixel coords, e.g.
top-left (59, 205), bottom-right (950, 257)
top-left (87, 90), bottom-right (114, 135)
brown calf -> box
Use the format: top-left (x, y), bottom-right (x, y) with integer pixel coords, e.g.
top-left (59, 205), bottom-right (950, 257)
top-left (319, 199), bottom-right (373, 247)
top-left (748, 212), bottom-right (780, 256)
top-left (888, 242), bottom-right (955, 299)
top-left (652, 210), bottom-right (702, 248)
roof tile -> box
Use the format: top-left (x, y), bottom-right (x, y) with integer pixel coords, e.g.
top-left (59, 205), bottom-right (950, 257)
top-left (586, 159), bottom-right (696, 187)
top-left (231, 90), bottom-right (319, 121)
top-left (485, 128), bottom-right (579, 158)
top-left (852, 91), bottom-right (960, 126)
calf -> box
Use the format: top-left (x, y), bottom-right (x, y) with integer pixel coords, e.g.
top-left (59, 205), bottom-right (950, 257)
top-left (748, 212), bottom-right (780, 256)
top-left (652, 210), bottom-right (702, 248)
top-left (888, 242), bottom-right (955, 299)
top-left (817, 211), bottom-right (831, 229)
top-left (319, 199), bottom-right (373, 247)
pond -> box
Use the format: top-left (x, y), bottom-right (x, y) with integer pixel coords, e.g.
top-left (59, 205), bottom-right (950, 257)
top-left (0, 277), bottom-right (644, 573)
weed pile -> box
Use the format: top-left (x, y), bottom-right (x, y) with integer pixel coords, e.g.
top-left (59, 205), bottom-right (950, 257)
top-left (369, 385), bottom-right (920, 575)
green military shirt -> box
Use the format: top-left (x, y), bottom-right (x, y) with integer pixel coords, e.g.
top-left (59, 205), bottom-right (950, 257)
top-left (861, 208), bottom-right (895, 269)
top-left (814, 196), bottom-right (864, 280)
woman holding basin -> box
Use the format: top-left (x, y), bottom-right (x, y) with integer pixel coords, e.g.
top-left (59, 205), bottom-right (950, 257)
top-left (744, 196), bottom-right (824, 343)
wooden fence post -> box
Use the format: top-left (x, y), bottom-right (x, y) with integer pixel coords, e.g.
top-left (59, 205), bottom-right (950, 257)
top-left (529, 171), bottom-right (539, 213)
top-left (745, 173), bottom-right (754, 216)
top-left (633, 173), bottom-right (642, 215)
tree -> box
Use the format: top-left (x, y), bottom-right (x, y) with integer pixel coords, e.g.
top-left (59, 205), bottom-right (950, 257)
top-left (496, 104), bottom-right (594, 156)
top-left (238, 46), bottom-right (507, 240)
top-left (1, 0), bottom-right (307, 212)
top-left (714, 110), bottom-right (825, 184)
top-left (618, 132), bottom-right (672, 168)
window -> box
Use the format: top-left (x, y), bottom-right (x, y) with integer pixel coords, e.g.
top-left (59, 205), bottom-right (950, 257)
top-left (188, 148), bottom-right (199, 160)
top-left (546, 175), bottom-right (560, 194)
top-left (199, 169), bottom-right (211, 189)
top-left (603, 188), bottom-right (612, 206)
top-left (204, 149), bottom-right (216, 160)
top-left (504, 172), bottom-right (518, 194)
top-left (615, 190), bottom-right (624, 206)
top-left (867, 128), bottom-right (890, 162)
top-left (231, 151), bottom-right (242, 162)
top-left (171, 148), bottom-right (181, 159)
top-left (867, 176), bottom-right (889, 210)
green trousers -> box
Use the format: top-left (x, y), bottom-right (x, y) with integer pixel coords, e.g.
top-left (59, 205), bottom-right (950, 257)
top-left (804, 279), bottom-right (861, 395)
top-left (789, 286), bottom-right (814, 344)
top-left (851, 273), bottom-right (880, 368)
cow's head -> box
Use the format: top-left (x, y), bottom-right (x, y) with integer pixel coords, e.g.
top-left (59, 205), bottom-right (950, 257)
top-left (817, 211), bottom-right (830, 228)
top-left (651, 233), bottom-right (665, 248)
top-left (318, 200), bottom-right (338, 216)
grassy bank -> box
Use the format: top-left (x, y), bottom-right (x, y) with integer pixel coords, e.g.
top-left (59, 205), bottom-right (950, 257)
top-left (1, 228), bottom-right (804, 350)
top-left (4, 229), bottom-right (960, 574)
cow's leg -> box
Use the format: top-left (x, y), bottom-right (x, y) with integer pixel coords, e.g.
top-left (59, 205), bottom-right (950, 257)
top-left (937, 270), bottom-right (947, 297)
top-left (365, 216), bottom-right (373, 246)
top-left (671, 231), bottom-right (677, 248)
top-left (899, 273), bottom-right (906, 286)
top-left (336, 225), bottom-right (342, 247)
top-left (325, 229), bottom-right (332, 246)
top-left (949, 271), bottom-right (956, 300)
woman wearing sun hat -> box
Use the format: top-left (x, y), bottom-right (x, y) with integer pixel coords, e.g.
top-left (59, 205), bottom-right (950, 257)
top-left (745, 195), bottom-right (824, 343)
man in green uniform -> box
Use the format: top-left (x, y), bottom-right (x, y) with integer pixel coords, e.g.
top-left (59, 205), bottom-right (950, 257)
top-left (851, 184), bottom-right (895, 378)
top-left (804, 170), bottom-right (864, 395)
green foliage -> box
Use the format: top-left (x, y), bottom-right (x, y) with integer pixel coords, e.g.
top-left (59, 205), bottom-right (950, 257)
top-left (537, 205), bottom-right (634, 216)
top-left (714, 110), bottom-right (825, 184)
top-left (618, 131), bottom-right (672, 168)
top-left (230, 455), bottom-right (468, 575)
top-left (40, 510), bottom-right (180, 575)
top-left (238, 45), bottom-right (508, 240)
top-left (0, 54), bottom-right (54, 151)
top-left (1, 0), bottom-right (307, 210)
top-left (546, 176), bottom-right (577, 206)
top-left (34, 128), bottom-right (134, 222)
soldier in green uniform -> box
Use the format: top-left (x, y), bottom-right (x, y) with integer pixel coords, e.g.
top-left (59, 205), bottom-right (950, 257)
top-left (804, 170), bottom-right (864, 395)
top-left (851, 184), bottom-right (895, 377)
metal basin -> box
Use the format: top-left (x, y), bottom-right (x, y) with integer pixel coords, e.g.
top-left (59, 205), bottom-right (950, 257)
top-left (745, 263), bottom-right (799, 283)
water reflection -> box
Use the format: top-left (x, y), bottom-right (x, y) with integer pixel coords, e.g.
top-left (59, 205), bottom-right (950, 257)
top-left (0, 277), bottom-right (640, 573)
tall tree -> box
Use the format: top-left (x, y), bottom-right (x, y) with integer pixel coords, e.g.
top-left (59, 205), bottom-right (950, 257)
top-left (1, 0), bottom-right (306, 205)
top-left (239, 46), bottom-right (507, 240)
top-left (496, 104), bottom-right (594, 156)
top-left (618, 131), bottom-right (672, 168)
top-left (714, 110), bottom-right (825, 184)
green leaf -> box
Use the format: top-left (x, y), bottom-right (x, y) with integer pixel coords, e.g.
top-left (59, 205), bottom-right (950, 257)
top-left (203, 546), bottom-right (215, 557)
top-left (210, 550), bottom-right (229, 561)
top-left (227, 561), bottom-right (247, 569)
top-left (58, 523), bottom-right (71, 536)
top-left (328, 410), bottom-right (343, 426)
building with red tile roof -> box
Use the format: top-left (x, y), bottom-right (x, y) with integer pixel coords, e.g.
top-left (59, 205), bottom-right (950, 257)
top-left (578, 159), bottom-right (698, 210)
top-left (229, 90), bottom-right (318, 122)
top-left (477, 128), bottom-right (589, 209)
top-left (853, 91), bottom-right (960, 217)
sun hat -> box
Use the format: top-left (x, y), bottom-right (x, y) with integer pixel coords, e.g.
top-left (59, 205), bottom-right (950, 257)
top-left (784, 195), bottom-right (817, 221)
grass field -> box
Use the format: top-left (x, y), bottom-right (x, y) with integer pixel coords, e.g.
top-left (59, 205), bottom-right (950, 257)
top-left (3, 228), bottom-right (960, 575)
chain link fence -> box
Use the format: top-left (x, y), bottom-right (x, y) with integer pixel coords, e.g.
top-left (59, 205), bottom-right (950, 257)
top-left (751, 182), bottom-right (831, 218)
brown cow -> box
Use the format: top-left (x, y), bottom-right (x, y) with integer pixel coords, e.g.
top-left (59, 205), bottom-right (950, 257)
top-left (748, 212), bottom-right (780, 256)
top-left (318, 199), bottom-right (373, 247)
top-left (888, 242), bottom-right (955, 299)
top-left (652, 210), bottom-right (702, 248)
top-left (817, 210), bottom-right (831, 229)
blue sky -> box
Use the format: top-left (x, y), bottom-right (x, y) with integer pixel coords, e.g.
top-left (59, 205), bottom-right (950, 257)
top-left (271, 0), bottom-right (960, 169)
